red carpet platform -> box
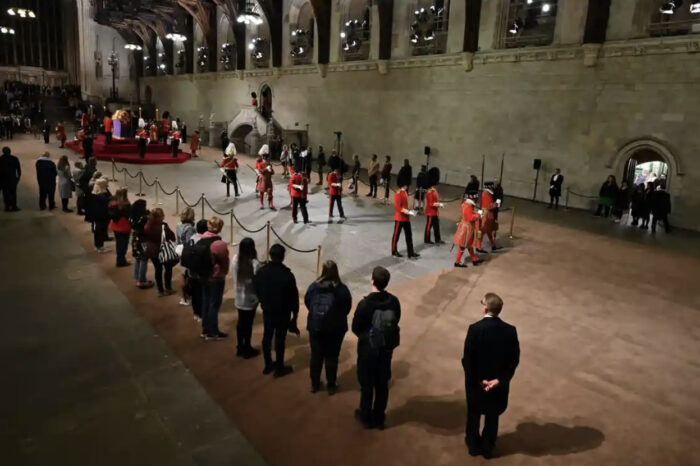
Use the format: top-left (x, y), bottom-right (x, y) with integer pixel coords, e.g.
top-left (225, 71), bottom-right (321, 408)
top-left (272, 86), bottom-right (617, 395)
top-left (65, 135), bottom-right (190, 164)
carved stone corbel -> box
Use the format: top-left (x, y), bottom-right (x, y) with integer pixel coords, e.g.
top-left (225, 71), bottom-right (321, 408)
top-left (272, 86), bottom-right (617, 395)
top-left (317, 63), bottom-right (328, 78)
top-left (377, 60), bottom-right (389, 75)
top-left (583, 43), bottom-right (602, 67)
top-left (462, 52), bottom-right (474, 72)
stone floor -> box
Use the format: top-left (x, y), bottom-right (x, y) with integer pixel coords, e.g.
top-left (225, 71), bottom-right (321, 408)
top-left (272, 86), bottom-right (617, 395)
top-left (2, 134), bottom-right (700, 466)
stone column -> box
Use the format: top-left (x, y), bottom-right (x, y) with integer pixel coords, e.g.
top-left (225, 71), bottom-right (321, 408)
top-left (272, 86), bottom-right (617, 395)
top-left (607, 1), bottom-right (651, 41)
top-left (552, 0), bottom-right (587, 46)
top-left (447, 0), bottom-right (467, 54)
top-left (329, 5), bottom-right (341, 63)
top-left (477, 0), bottom-right (501, 51)
top-left (392, 2), bottom-right (410, 59)
top-left (369, 3), bottom-right (380, 60)
top-left (282, 0), bottom-right (292, 67)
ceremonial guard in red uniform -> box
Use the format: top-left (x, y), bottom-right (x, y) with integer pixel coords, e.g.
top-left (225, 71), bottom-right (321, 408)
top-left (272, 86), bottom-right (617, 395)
top-left (160, 114), bottom-right (170, 144)
top-left (258, 157), bottom-right (275, 209)
top-left (190, 130), bottom-right (200, 158)
top-left (136, 118), bottom-right (149, 159)
top-left (327, 168), bottom-right (346, 223)
top-left (221, 152), bottom-right (239, 197)
top-left (103, 115), bottom-right (113, 144)
top-left (56, 122), bottom-right (66, 148)
top-left (289, 170), bottom-right (310, 224)
top-left (424, 167), bottom-right (444, 244)
top-left (454, 196), bottom-right (482, 268)
top-left (391, 169), bottom-right (419, 258)
top-left (476, 183), bottom-right (502, 253)
top-left (77, 127), bottom-right (86, 154)
top-left (169, 121), bottom-right (181, 158)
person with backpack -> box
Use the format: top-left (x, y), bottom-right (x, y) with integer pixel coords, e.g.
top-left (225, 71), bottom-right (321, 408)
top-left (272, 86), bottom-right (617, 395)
top-left (176, 208), bottom-right (196, 307)
top-left (232, 237), bottom-right (262, 358)
top-left (185, 219), bottom-right (209, 324)
top-left (198, 217), bottom-right (229, 340)
top-left (304, 260), bottom-right (352, 394)
top-left (253, 244), bottom-right (300, 377)
top-left (351, 266), bottom-right (401, 429)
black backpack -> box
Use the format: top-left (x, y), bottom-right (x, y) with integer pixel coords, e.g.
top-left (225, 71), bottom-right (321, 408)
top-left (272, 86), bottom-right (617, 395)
top-left (180, 236), bottom-right (219, 278)
top-left (369, 310), bottom-right (400, 352)
top-left (307, 286), bottom-right (335, 333)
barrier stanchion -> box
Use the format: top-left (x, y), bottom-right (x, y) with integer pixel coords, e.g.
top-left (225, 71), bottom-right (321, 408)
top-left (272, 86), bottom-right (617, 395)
top-left (316, 245), bottom-right (322, 276)
top-left (110, 160), bottom-right (116, 182)
top-left (266, 221), bottom-right (271, 260)
top-left (155, 177), bottom-right (161, 205)
top-left (200, 193), bottom-right (205, 219)
top-left (229, 211), bottom-right (234, 245)
top-left (565, 188), bottom-right (570, 211)
top-left (175, 187), bottom-right (180, 214)
top-left (509, 207), bottom-right (516, 239)
top-left (137, 172), bottom-right (145, 197)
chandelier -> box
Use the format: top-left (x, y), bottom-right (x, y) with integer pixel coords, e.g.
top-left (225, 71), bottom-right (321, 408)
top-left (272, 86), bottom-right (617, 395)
top-left (7, 8), bottom-right (35, 18)
top-left (220, 43), bottom-right (234, 70)
top-left (237, 1), bottom-right (263, 25)
top-left (107, 51), bottom-right (119, 67)
top-left (124, 44), bottom-right (142, 51)
top-left (197, 45), bottom-right (208, 71)
top-left (166, 33), bottom-right (187, 42)
top-left (0, 26), bottom-right (15, 34)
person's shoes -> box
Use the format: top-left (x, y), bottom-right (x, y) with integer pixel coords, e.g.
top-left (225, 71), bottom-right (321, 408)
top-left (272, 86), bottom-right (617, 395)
top-left (327, 383), bottom-right (338, 396)
top-left (235, 193), bottom-right (240, 197)
top-left (391, 251), bottom-right (403, 258)
top-left (373, 420), bottom-right (385, 431)
top-left (436, 240), bottom-right (445, 244)
top-left (137, 280), bottom-right (155, 289)
top-left (269, 206), bottom-right (276, 211)
top-left (49, 206), bottom-right (56, 211)
top-left (425, 240), bottom-right (434, 245)
top-left (259, 205), bottom-right (264, 210)
top-left (476, 248), bottom-right (488, 254)
top-left (274, 365), bottom-right (293, 378)
top-left (96, 247), bottom-right (111, 253)
top-left (327, 218), bottom-right (333, 224)
top-left (408, 253), bottom-right (420, 259)
top-left (116, 262), bottom-right (131, 268)
top-left (454, 262), bottom-right (467, 268)
top-left (163, 289), bottom-right (176, 296)
top-left (472, 259), bottom-right (484, 266)
top-left (466, 440), bottom-right (483, 457)
top-left (242, 347), bottom-right (260, 359)
top-left (215, 331), bottom-right (228, 340)
top-left (105, 237), bottom-right (114, 242)
top-left (365, 193), bottom-right (372, 197)
top-left (158, 291), bottom-right (165, 297)
top-left (311, 382), bottom-right (323, 394)
top-left (9, 207), bottom-right (20, 212)
top-left (178, 298), bottom-right (191, 306)
top-left (492, 246), bottom-right (503, 252)
top-left (293, 220), bottom-right (298, 224)
top-left (482, 449), bottom-right (494, 459)
top-left (39, 206), bottom-right (46, 211)
top-left (62, 208), bottom-right (73, 213)
top-left (304, 220), bottom-right (312, 224)
top-left (354, 409), bottom-right (372, 429)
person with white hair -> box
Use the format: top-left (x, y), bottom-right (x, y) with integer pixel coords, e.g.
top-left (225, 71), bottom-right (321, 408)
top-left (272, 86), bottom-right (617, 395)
top-left (170, 121), bottom-right (181, 158)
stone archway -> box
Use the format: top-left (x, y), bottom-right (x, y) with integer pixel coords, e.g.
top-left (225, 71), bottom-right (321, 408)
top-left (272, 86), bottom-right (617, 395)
top-left (609, 138), bottom-right (683, 194)
top-left (230, 123), bottom-right (254, 154)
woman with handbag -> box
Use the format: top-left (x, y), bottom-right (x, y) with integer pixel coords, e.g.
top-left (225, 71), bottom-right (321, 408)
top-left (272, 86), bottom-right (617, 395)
top-left (108, 188), bottom-right (132, 268)
top-left (57, 155), bottom-right (74, 213)
top-left (144, 207), bottom-right (177, 297)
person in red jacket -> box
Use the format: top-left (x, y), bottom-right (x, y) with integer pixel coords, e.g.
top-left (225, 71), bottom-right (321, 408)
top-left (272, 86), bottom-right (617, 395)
top-left (258, 157), bottom-right (275, 209)
top-left (391, 170), bottom-right (419, 258)
top-left (108, 187), bottom-right (132, 267)
top-left (289, 171), bottom-right (309, 224)
top-left (454, 196), bottom-right (482, 268)
top-left (190, 130), bottom-right (200, 158)
top-left (221, 154), bottom-right (239, 197)
top-left (160, 114), bottom-right (170, 144)
top-left (477, 184), bottom-right (502, 253)
top-left (424, 167), bottom-right (444, 244)
top-left (56, 121), bottom-right (67, 148)
top-left (103, 115), bottom-right (113, 144)
top-left (169, 121), bottom-right (181, 158)
top-left (327, 167), bottom-right (346, 222)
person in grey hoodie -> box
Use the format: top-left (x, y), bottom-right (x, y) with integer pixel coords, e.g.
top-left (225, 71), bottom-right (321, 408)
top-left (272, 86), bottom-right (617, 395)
top-left (231, 237), bottom-right (261, 358)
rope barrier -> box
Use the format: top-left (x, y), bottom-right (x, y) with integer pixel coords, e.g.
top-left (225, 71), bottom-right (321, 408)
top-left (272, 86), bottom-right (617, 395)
top-left (157, 180), bottom-right (178, 196)
top-left (178, 189), bottom-right (202, 208)
top-left (269, 226), bottom-right (319, 254)
top-left (203, 197), bottom-right (233, 216)
top-left (231, 209), bottom-right (268, 234)
top-left (141, 174), bottom-right (157, 187)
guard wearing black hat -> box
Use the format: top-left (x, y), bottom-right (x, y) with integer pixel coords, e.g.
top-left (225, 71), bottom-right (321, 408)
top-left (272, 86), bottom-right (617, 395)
top-left (424, 167), bottom-right (444, 244)
top-left (391, 167), bottom-right (419, 258)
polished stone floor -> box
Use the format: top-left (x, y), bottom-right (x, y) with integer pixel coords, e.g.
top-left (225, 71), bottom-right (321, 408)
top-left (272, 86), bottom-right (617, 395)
top-left (2, 134), bottom-right (699, 466)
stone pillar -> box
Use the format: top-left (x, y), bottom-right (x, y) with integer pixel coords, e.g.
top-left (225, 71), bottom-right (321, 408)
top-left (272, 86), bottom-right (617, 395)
top-left (370, 4), bottom-right (380, 60)
top-left (391, 2), bottom-right (410, 59)
top-left (330, 5), bottom-right (341, 63)
top-left (477, 0), bottom-right (500, 51)
top-left (447, 0), bottom-right (467, 54)
top-left (607, 1), bottom-right (650, 41)
top-left (282, 0), bottom-right (292, 67)
top-left (552, 0), bottom-right (588, 46)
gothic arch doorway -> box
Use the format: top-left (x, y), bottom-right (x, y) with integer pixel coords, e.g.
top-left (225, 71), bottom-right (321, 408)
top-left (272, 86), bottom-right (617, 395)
top-left (259, 83), bottom-right (272, 119)
top-left (623, 149), bottom-right (669, 189)
top-left (230, 124), bottom-right (253, 153)
top-left (611, 139), bottom-right (681, 193)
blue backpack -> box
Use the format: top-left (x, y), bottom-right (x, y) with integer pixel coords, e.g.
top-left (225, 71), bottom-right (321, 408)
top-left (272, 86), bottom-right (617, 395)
top-left (308, 287), bottom-right (335, 332)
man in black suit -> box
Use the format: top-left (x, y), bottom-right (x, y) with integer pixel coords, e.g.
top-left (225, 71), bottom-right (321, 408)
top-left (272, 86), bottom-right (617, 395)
top-left (35, 152), bottom-right (57, 211)
top-left (0, 146), bottom-right (21, 211)
top-left (650, 186), bottom-right (671, 234)
top-left (548, 168), bottom-right (564, 209)
top-left (462, 293), bottom-right (520, 459)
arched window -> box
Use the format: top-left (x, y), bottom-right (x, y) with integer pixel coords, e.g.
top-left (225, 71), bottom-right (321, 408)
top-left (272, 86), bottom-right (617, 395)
top-left (410, 0), bottom-right (450, 56)
top-left (289, 1), bottom-right (315, 65)
top-left (248, 1), bottom-right (271, 69)
top-left (340, 0), bottom-right (371, 61)
top-left (648, 0), bottom-right (700, 37)
top-left (217, 10), bottom-right (236, 71)
top-left (155, 38), bottom-right (167, 75)
top-left (501, 0), bottom-right (559, 49)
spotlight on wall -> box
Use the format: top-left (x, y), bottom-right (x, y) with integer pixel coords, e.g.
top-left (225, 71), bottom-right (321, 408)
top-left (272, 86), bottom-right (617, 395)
top-left (7, 8), bottom-right (35, 18)
top-left (165, 33), bottom-right (187, 42)
top-left (541, 3), bottom-right (552, 13)
top-left (124, 44), bottom-right (142, 51)
top-left (691, 2), bottom-right (700, 13)
top-left (0, 26), bottom-right (15, 34)
top-left (660, 0), bottom-right (683, 14)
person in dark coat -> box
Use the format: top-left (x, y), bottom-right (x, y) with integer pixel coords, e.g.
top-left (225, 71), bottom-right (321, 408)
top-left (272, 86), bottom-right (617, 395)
top-left (35, 152), bottom-right (57, 210)
top-left (463, 293), bottom-right (520, 459)
top-left (548, 168), bottom-right (563, 209)
top-left (640, 182), bottom-right (654, 229)
top-left (83, 131), bottom-right (94, 162)
top-left (304, 260), bottom-right (352, 394)
top-left (415, 165), bottom-right (428, 211)
top-left (352, 266), bottom-right (401, 430)
top-left (613, 181), bottom-right (630, 222)
top-left (253, 244), bottom-right (300, 378)
top-left (316, 145), bottom-right (326, 185)
top-left (464, 175), bottom-right (480, 198)
top-left (594, 175), bottom-right (618, 217)
top-left (0, 146), bottom-right (21, 211)
top-left (41, 120), bottom-right (50, 143)
top-left (650, 186), bottom-right (671, 234)
top-left (89, 178), bottom-right (112, 253)
top-left (398, 159), bottom-right (412, 190)
top-left (327, 150), bottom-right (341, 176)
top-left (630, 183), bottom-right (646, 227)
top-left (220, 130), bottom-right (230, 157)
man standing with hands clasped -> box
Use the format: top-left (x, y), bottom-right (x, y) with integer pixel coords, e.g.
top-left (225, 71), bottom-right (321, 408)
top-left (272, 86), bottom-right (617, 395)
top-left (462, 293), bottom-right (520, 459)
top-left (549, 168), bottom-right (564, 209)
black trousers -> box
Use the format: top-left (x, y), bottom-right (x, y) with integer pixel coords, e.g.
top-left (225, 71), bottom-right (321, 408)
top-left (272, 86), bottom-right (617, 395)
top-left (43, 132), bottom-right (49, 143)
top-left (262, 318), bottom-right (289, 368)
top-left (594, 204), bottom-right (610, 217)
top-left (357, 350), bottom-right (392, 424)
top-left (226, 171), bottom-right (239, 196)
top-left (424, 215), bottom-right (441, 242)
top-left (549, 195), bottom-right (560, 208)
top-left (84, 149), bottom-right (93, 163)
top-left (114, 231), bottom-right (130, 266)
top-left (2, 182), bottom-right (18, 209)
top-left (189, 277), bottom-right (203, 319)
top-left (466, 404), bottom-right (500, 454)
top-left (369, 175), bottom-right (377, 197)
top-left (384, 175), bottom-right (391, 199)
top-left (39, 183), bottom-right (56, 209)
top-left (292, 197), bottom-right (309, 223)
top-left (309, 331), bottom-right (345, 387)
top-left (651, 214), bottom-right (671, 233)
top-left (317, 166), bottom-right (324, 185)
top-left (93, 221), bottom-right (108, 248)
top-left (237, 307), bottom-right (257, 351)
top-left (138, 140), bottom-right (147, 158)
top-left (151, 257), bottom-right (174, 293)
top-left (329, 195), bottom-right (345, 218)
top-left (171, 140), bottom-right (179, 158)
top-left (392, 221), bottom-right (415, 255)
top-left (105, 131), bottom-right (112, 144)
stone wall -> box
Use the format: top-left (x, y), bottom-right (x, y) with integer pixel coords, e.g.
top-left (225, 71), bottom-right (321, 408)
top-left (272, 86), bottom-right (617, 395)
top-left (142, 38), bottom-right (700, 230)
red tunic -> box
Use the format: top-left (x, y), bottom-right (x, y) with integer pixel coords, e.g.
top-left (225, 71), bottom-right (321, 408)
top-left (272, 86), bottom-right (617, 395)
top-left (327, 172), bottom-right (342, 196)
top-left (257, 162), bottom-right (273, 192)
top-left (135, 128), bottom-right (146, 138)
top-left (56, 124), bottom-right (66, 142)
top-left (394, 189), bottom-right (409, 222)
top-left (190, 133), bottom-right (199, 152)
top-left (424, 189), bottom-right (439, 217)
top-left (103, 117), bottom-right (113, 132)
top-left (289, 173), bottom-right (307, 199)
top-left (149, 125), bottom-right (158, 141)
top-left (170, 131), bottom-right (181, 142)
top-left (161, 119), bottom-right (170, 134)
top-left (480, 190), bottom-right (498, 233)
top-left (454, 201), bottom-right (479, 248)
top-left (80, 113), bottom-right (89, 127)
top-left (221, 158), bottom-right (238, 170)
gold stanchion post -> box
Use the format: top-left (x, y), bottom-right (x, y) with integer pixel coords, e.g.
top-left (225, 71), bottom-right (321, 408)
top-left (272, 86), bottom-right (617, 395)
top-left (110, 160), bottom-right (116, 182)
top-left (175, 187), bottom-right (180, 214)
top-left (316, 245), bottom-right (322, 276)
top-left (137, 172), bottom-right (144, 196)
top-left (200, 193), bottom-right (205, 219)
top-left (509, 207), bottom-right (516, 239)
top-left (155, 177), bottom-right (161, 205)
top-left (266, 221), bottom-right (271, 260)
top-left (229, 211), bottom-right (234, 244)
top-left (123, 170), bottom-right (127, 187)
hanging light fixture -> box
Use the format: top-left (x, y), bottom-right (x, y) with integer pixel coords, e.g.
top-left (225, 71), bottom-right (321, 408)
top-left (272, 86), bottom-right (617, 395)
top-left (7, 7), bottom-right (36, 18)
top-left (166, 33), bottom-right (187, 42)
top-left (0, 26), bottom-right (15, 34)
top-left (237, 0), bottom-right (263, 25)
top-left (660, 0), bottom-right (683, 14)
top-left (691, 2), bottom-right (700, 13)
top-left (124, 44), bottom-right (142, 51)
